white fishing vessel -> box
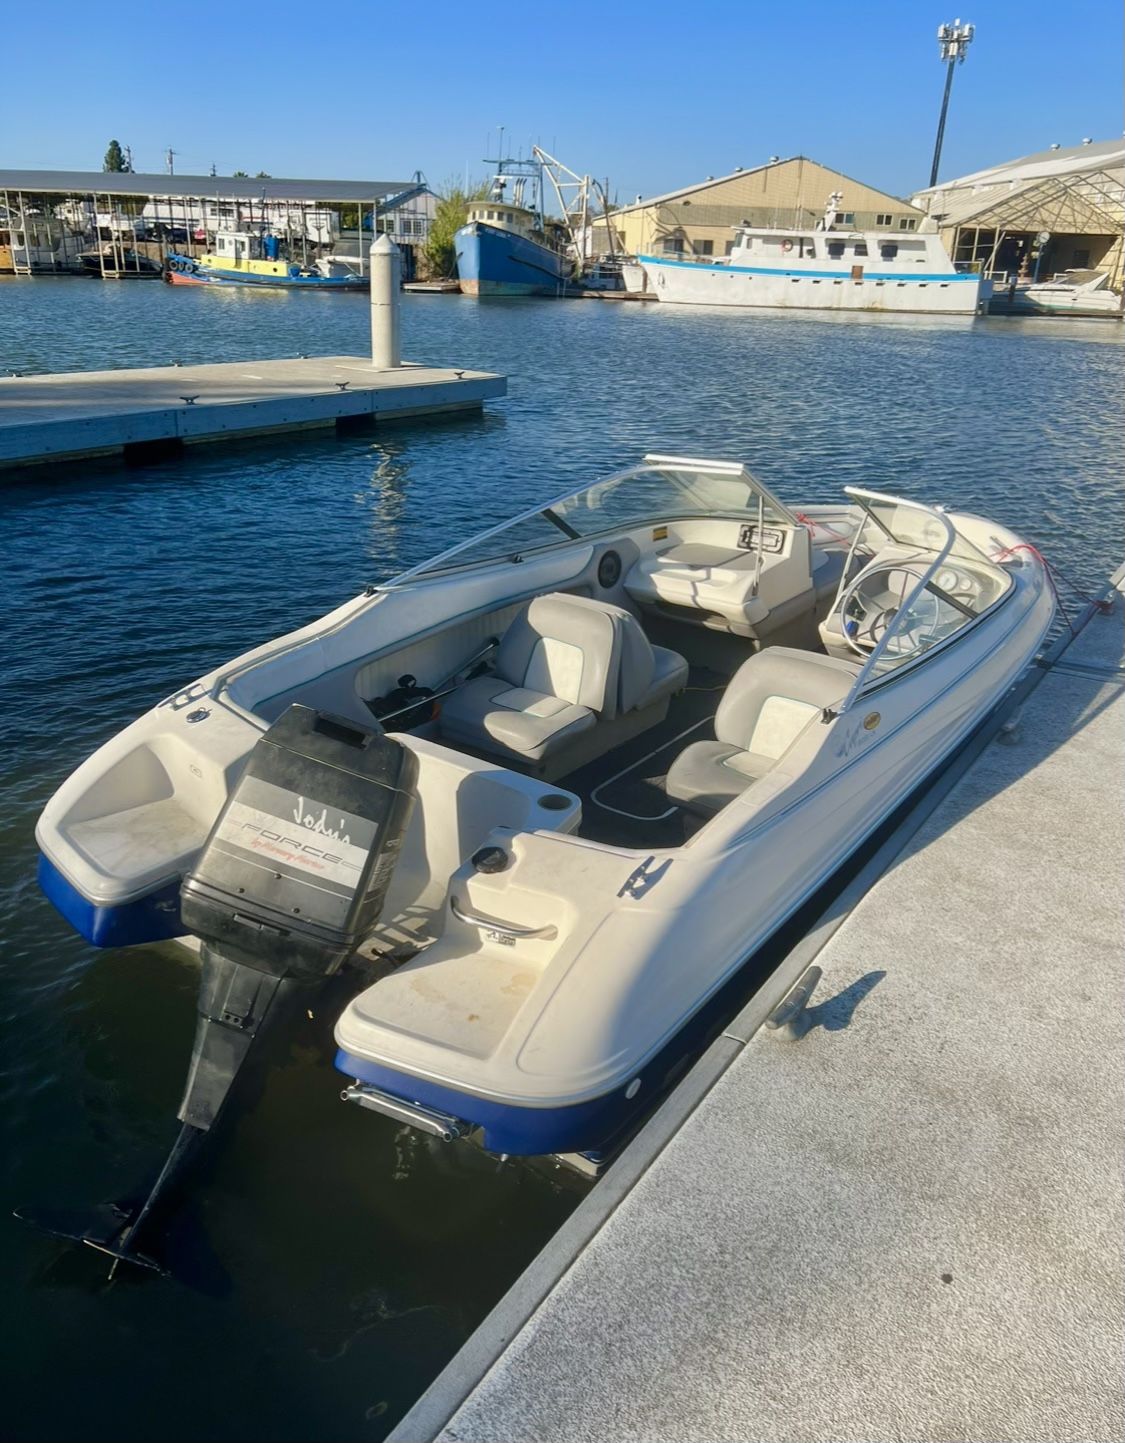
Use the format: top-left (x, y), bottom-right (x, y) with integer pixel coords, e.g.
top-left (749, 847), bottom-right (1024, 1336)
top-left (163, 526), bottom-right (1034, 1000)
top-left (35, 453), bottom-right (1053, 1211)
top-left (639, 193), bottom-right (986, 315)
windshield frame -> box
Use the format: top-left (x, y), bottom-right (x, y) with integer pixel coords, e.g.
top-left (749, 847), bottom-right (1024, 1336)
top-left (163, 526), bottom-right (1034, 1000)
top-left (838, 487), bottom-right (1010, 708)
top-left (370, 455), bottom-right (799, 589)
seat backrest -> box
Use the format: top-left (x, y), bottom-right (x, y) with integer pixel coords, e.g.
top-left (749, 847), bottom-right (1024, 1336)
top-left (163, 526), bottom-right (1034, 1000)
top-left (716, 647), bottom-right (860, 763)
top-left (497, 594), bottom-right (619, 715)
top-left (496, 593), bottom-right (657, 720)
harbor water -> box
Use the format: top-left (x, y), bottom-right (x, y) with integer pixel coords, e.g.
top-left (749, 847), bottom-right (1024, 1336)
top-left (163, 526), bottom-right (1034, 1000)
top-left (1, 277), bottom-right (1122, 1442)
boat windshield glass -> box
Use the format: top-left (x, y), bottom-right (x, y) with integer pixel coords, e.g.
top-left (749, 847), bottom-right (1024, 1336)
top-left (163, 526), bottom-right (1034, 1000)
top-left (851, 494), bottom-right (993, 567)
top-left (392, 461), bottom-right (794, 583)
top-left (838, 490), bottom-right (1008, 702)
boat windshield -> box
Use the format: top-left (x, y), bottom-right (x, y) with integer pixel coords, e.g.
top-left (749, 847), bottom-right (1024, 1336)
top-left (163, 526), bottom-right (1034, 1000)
top-left (838, 489), bottom-right (1009, 703)
top-left (383, 458), bottom-right (796, 585)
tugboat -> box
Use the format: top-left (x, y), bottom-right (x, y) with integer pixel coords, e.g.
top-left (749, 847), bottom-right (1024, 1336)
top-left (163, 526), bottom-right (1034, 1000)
top-left (166, 230), bottom-right (367, 289)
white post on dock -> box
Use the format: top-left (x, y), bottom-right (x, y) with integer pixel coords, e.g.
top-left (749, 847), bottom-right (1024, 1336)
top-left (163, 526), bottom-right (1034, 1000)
top-left (369, 234), bottom-right (402, 370)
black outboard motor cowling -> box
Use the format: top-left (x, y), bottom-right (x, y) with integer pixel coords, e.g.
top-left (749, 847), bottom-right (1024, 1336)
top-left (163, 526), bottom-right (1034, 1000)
top-left (18, 706), bottom-right (417, 1276)
top-left (181, 703), bottom-right (418, 975)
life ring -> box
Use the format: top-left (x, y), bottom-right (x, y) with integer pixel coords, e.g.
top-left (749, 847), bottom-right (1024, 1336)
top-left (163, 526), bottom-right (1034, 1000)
top-left (781, 239), bottom-right (793, 253)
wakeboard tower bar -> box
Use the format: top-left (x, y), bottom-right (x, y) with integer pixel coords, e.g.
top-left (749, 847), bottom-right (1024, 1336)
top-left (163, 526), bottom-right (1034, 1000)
top-left (17, 705), bottom-right (417, 1278)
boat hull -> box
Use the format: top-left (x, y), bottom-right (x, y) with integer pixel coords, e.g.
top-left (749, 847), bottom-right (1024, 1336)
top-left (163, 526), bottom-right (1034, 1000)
top-left (639, 254), bottom-right (984, 315)
top-left (455, 222), bottom-right (572, 297)
top-left (164, 253), bottom-right (366, 289)
top-left (38, 853), bottom-right (185, 948)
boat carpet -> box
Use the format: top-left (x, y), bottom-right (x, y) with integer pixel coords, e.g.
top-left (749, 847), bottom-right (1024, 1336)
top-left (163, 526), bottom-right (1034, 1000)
top-left (560, 668), bottom-right (726, 849)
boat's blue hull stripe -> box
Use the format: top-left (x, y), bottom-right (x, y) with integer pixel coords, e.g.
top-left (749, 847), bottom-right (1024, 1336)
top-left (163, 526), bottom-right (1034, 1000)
top-left (37, 853), bottom-right (185, 948)
top-left (334, 1050), bottom-right (627, 1155)
top-left (638, 254), bottom-right (975, 283)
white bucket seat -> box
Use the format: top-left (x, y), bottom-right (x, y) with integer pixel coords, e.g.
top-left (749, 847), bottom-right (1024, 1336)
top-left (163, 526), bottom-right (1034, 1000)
top-left (439, 593), bottom-right (687, 772)
top-left (666, 647), bottom-right (859, 816)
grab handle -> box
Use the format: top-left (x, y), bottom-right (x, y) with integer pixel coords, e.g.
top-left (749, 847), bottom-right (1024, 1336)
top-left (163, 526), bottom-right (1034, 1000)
top-left (449, 896), bottom-right (557, 941)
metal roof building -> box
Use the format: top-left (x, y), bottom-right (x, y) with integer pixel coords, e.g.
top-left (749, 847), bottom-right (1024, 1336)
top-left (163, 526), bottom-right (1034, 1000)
top-left (911, 140), bottom-right (1124, 289)
top-left (0, 170), bottom-right (421, 204)
top-left (0, 170), bottom-right (432, 276)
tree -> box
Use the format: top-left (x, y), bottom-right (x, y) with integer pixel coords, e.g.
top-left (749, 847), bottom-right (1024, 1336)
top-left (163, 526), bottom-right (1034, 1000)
top-left (232, 170), bottom-right (249, 178)
top-left (103, 140), bottom-right (131, 173)
top-left (421, 178), bottom-right (488, 279)
top-left (255, 171), bottom-right (271, 179)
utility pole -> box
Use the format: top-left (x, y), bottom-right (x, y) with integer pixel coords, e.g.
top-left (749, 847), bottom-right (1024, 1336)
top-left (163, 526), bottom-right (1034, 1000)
top-left (166, 147), bottom-right (176, 176)
top-left (929, 19), bottom-right (974, 188)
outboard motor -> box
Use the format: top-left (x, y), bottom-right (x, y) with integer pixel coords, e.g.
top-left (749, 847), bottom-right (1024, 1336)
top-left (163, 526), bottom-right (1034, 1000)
top-left (19, 705), bottom-right (416, 1276)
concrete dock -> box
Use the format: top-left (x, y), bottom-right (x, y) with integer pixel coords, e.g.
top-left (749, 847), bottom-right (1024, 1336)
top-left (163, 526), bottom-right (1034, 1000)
top-left (391, 572), bottom-right (1124, 1443)
top-left (0, 356), bottom-right (506, 469)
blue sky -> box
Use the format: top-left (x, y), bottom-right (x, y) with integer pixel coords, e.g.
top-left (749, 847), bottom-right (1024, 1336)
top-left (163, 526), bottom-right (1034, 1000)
top-left (4, 0), bottom-right (1120, 200)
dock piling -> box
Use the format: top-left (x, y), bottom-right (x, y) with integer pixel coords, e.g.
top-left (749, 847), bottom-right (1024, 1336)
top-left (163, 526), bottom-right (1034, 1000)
top-left (370, 234), bottom-right (402, 370)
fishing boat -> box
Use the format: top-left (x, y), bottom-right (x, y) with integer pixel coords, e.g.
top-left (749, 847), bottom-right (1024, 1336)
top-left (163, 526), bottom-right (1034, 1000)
top-left (165, 230), bottom-right (367, 289)
top-left (456, 147), bottom-right (625, 298)
top-left (639, 193), bottom-right (987, 315)
top-left (31, 454), bottom-right (1053, 1270)
top-left (455, 159), bottom-right (574, 297)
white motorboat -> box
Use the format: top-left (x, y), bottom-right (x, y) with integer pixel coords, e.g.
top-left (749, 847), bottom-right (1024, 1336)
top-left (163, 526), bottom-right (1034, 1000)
top-left (639, 193), bottom-right (986, 316)
top-left (36, 458), bottom-right (1053, 1203)
top-left (1010, 268), bottom-right (1122, 318)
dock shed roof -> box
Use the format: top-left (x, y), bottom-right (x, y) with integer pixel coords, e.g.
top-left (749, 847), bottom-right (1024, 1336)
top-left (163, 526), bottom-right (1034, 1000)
top-left (0, 170), bottom-right (424, 205)
top-left (912, 139), bottom-right (1124, 236)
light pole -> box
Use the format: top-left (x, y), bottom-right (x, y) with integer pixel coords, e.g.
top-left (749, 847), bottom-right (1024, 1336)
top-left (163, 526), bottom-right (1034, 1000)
top-left (929, 19), bottom-right (975, 188)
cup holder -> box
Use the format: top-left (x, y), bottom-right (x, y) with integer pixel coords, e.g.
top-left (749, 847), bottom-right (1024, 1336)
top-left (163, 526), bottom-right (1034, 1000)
top-left (537, 792), bottom-right (572, 812)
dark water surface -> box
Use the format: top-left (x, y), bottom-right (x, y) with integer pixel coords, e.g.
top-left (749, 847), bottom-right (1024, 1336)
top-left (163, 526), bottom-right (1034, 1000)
top-left (1, 278), bottom-right (1121, 1442)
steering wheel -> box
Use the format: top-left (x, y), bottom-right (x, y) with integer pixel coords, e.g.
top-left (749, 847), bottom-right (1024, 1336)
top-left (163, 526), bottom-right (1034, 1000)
top-left (839, 564), bottom-right (942, 658)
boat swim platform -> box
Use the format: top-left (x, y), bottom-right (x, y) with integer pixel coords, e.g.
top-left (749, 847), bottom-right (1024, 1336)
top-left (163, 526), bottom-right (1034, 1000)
top-left (390, 567), bottom-right (1125, 1443)
top-left (0, 356), bottom-right (506, 470)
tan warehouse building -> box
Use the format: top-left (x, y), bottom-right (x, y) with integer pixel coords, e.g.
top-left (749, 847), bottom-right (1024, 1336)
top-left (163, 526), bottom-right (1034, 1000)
top-left (605, 156), bottom-right (928, 259)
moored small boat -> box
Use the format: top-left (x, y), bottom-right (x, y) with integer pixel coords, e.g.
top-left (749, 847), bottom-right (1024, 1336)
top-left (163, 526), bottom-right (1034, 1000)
top-left (166, 230), bottom-right (367, 289)
top-left (35, 455), bottom-right (1054, 1218)
top-left (1000, 268), bottom-right (1122, 318)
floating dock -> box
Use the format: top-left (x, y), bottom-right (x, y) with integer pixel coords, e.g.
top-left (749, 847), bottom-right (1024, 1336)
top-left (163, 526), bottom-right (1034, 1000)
top-left (391, 569), bottom-right (1124, 1443)
top-left (0, 356), bottom-right (506, 470)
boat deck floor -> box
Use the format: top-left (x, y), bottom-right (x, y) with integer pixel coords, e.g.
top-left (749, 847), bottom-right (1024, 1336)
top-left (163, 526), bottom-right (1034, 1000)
top-left (559, 666), bottom-right (727, 848)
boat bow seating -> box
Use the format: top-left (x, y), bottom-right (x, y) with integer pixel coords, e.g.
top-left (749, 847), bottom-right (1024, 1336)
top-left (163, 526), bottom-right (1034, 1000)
top-left (666, 647), bottom-right (860, 816)
top-left (439, 593), bottom-right (688, 776)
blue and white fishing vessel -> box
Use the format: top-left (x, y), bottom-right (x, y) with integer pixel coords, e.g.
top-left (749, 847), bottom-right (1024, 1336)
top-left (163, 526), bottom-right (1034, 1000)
top-left (455, 157), bottom-right (575, 297)
top-left (640, 192), bottom-right (988, 315)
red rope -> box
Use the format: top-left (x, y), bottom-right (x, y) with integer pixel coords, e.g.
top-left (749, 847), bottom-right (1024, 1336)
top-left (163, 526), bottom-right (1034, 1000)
top-left (989, 541), bottom-right (1113, 635)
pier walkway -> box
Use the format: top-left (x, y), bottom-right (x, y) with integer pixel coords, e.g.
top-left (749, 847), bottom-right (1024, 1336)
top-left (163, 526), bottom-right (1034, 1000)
top-left (0, 356), bottom-right (505, 469)
top-left (391, 571), bottom-right (1124, 1443)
